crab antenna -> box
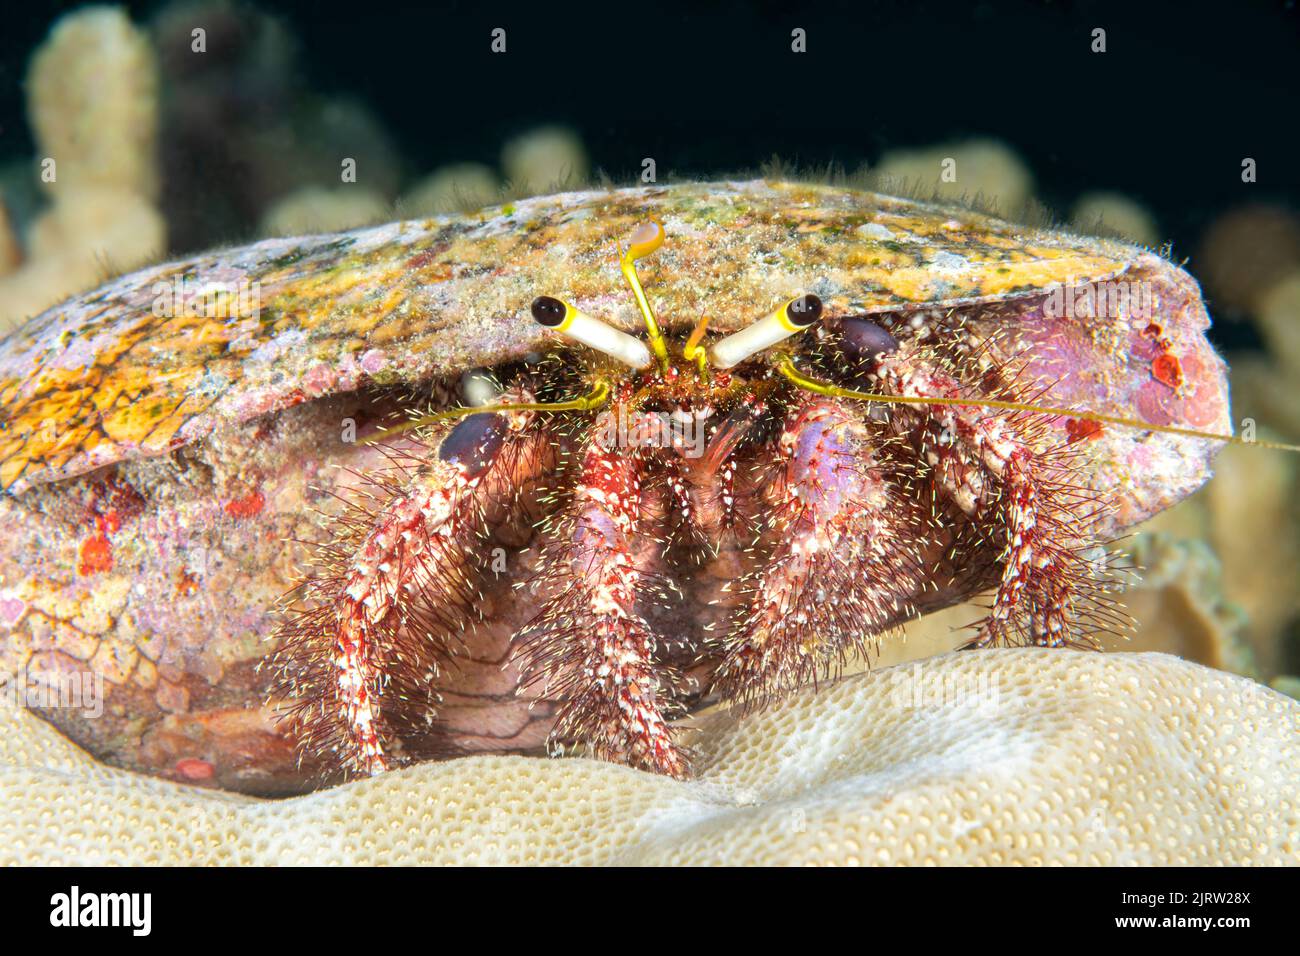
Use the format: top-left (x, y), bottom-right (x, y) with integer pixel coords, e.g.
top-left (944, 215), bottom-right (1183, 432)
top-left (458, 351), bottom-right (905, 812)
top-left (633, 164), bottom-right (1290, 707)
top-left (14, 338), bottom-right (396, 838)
top-left (775, 357), bottom-right (1300, 454)
top-left (363, 380), bottom-right (612, 443)
top-left (620, 221), bottom-right (670, 369)
top-left (682, 314), bottom-right (712, 380)
top-left (709, 294), bottom-right (823, 369)
top-left (530, 295), bottom-right (652, 369)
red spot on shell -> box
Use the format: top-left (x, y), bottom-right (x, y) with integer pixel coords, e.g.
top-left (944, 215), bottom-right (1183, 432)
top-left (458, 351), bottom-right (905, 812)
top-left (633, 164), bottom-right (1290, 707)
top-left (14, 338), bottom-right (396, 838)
top-left (1066, 418), bottom-right (1104, 443)
top-left (1151, 353), bottom-right (1184, 389)
top-left (225, 490), bottom-right (266, 519)
top-left (175, 758), bottom-right (215, 781)
top-left (78, 534), bottom-right (114, 575)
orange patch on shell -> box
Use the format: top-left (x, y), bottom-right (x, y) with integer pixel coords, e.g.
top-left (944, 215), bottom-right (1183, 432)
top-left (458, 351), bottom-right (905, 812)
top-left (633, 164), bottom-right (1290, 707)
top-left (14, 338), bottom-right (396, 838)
top-left (1066, 418), bottom-right (1105, 443)
top-left (174, 757), bottom-right (215, 781)
top-left (225, 490), bottom-right (266, 519)
top-left (78, 534), bottom-right (114, 575)
top-left (1151, 353), bottom-right (1184, 389)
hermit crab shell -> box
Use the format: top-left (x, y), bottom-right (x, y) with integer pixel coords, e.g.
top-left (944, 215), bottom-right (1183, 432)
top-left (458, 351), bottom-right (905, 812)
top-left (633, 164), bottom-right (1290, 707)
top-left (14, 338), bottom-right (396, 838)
top-left (1, 180), bottom-right (1227, 512)
top-left (0, 180), bottom-right (1229, 793)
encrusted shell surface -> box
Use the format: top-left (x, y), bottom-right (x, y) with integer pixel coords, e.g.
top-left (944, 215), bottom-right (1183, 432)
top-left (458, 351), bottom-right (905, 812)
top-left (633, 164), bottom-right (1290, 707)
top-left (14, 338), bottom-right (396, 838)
top-left (0, 179), bottom-right (1225, 503)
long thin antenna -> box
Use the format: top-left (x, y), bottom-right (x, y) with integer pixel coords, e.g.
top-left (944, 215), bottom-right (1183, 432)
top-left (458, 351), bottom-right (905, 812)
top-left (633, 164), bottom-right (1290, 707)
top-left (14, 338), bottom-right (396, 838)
top-left (361, 381), bottom-right (611, 445)
top-left (775, 358), bottom-right (1300, 453)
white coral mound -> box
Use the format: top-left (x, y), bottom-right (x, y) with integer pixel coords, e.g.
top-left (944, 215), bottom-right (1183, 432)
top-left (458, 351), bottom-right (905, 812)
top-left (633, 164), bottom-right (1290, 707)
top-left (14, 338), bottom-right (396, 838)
top-left (1, 650), bottom-right (1296, 865)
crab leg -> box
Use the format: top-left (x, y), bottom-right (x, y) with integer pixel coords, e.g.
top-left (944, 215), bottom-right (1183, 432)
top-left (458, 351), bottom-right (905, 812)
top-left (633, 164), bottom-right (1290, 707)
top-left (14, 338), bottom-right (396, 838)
top-left (277, 410), bottom-right (544, 775)
top-left (713, 397), bottom-right (923, 708)
top-left (873, 346), bottom-right (1112, 648)
top-left (516, 409), bottom-right (686, 777)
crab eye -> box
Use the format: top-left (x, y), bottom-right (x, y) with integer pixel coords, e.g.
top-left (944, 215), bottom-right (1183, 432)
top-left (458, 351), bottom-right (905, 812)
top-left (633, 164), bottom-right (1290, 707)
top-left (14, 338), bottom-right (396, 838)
top-left (531, 296), bottom-right (568, 327)
top-left (529, 295), bottom-right (652, 370)
top-left (787, 294), bottom-right (823, 327)
top-left (708, 293), bottom-right (823, 369)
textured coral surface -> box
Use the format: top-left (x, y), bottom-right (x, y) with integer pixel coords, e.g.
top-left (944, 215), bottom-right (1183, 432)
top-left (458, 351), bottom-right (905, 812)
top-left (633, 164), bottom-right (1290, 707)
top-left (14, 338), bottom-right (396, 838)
top-left (1, 650), bottom-right (1294, 865)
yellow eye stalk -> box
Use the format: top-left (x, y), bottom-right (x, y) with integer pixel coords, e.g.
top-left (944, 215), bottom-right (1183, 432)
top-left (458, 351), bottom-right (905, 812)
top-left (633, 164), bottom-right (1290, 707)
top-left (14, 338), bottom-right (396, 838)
top-left (708, 294), bottom-right (823, 369)
top-left (530, 296), bottom-right (653, 370)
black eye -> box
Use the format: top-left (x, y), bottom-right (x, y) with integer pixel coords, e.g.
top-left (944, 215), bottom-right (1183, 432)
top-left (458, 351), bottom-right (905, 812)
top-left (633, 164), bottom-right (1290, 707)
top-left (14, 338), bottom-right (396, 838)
top-left (787, 293), bottom-right (823, 328)
top-left (530, 296), bottom-right (567, 327)
top-left (840, 316), bottom-right (898, 361)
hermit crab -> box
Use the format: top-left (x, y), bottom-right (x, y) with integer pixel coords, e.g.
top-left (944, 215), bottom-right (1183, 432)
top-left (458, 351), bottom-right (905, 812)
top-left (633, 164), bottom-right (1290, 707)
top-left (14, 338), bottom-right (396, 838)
top-left (0, 180), bottom-right (1250, 792)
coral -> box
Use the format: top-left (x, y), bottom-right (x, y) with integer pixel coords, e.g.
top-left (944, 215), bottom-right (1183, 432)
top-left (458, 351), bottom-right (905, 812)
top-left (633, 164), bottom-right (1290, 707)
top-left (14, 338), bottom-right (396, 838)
top-left (501, 126), bottom-right (589, 194)
top-left (400, 163), bottom-right (501, 215)
top-left (1070, 191), bottom-right (1159, 246)
top-left (150, 1), bottom-right (402, 250)
top-left (873, 138), bottom-right (1033, 214)
top-left (260, 186), bottom-right (388, 236)
top-left (1197, 204), bottom-right (1300, 318)
top-left (1162, 368), bottom-right (1300, 679)
top-left (0, 188), bottom-right (166, 329)
top-left (1121, 531), bottom-right (1256, 676)
top-left (27, 6), bottom-right (160, 201)
top-left (0, 196), bottom-right (19, 277)
top-left (0, 650), bottom-right (1294, 865)
top-left (0, 8), bottom-right (165, 331)
top-left (1256, 270), bottom-right (1300, 376)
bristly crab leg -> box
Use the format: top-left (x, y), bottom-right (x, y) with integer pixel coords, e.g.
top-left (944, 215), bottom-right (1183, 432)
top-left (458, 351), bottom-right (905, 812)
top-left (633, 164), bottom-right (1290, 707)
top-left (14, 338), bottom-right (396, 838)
top-left (869, 344), bottom-right (1124, 649)
top-left (515, 408), bottom-right (687, 778)
top-left (274, 407), bottom-right (545, 776)
top-left (712, 396), bottom-right (926, 710)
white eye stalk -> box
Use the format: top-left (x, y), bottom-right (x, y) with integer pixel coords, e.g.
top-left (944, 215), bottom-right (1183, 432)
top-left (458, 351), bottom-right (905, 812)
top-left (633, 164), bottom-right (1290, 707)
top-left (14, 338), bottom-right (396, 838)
top-left (708, 294), bottom-right (823, 370)
top-left (531, 296), bottom-right (653, 370)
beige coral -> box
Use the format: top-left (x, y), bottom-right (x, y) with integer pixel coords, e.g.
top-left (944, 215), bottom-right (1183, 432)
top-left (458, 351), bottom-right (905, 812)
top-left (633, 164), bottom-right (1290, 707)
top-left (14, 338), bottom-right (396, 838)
top-left (0, 197), bottom-right (19, 277)
top-left (27, 6), bottom-right (159, 201)
top-left (0, 188), bottom-right (165, 328)
top-left (502, 126), bottom-right (589, 194)
top-left (0, 7), bottom-right (164, 332)
top-left (873, 138), bottom-right (1034, 214)
top-left (1070, 191), bottom-right (1159, 246)
top-left (401, 163), bottom-right (501, 215)
top-left (260, 186), bottom-right (388, 237)
top-left (1, 650), bottom-right (1294, 865)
